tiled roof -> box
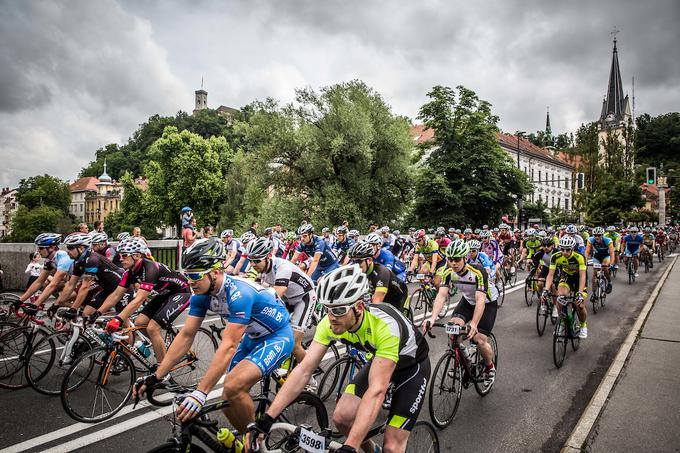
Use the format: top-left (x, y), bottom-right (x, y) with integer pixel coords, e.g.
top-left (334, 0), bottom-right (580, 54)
top-left (641, 183), bottom-right (670, 199)
top-left (410, 124), bottom-right (435, 145)
top-left (69, 177), bottom-right (99, 192)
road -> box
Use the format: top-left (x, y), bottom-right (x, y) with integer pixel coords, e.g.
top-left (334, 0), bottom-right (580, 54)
top-left (0, 257), bottom-right (674, 453)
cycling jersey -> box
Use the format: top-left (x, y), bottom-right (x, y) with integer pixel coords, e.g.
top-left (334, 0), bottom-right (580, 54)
top-left (532, 249), bottom-right (552, 269)
top-left (332, 238), bottom-right (356, 261)
top-left (44, 250), bottom-right (73, 273)
top-left (73, 249), bottom-right (125, 294)
top-left (415, 239), bottom-right (443, 259)
top-left (437, 263), bottom-right (497, 304)
top-left (365, 262), bottom-right (408, 312)
top-left (382, 234), bottom-right (396, 250)
top-left (258, 257), bottom-right (315, 331)
top-left (623, 233), bottom-right (644, 254)
top-left (604, 232), bottom-right (620, 244)
top-left (189, 275), bottom-right (290, 339)
top-left (296, 235), bottom-right (339, 269)
top-left (589, 236), bottom-right (613, 256)
top-left (549, 251), bottom-right (587, 275)
top-left (569, 234), bottom-right (586, 255)
top-left (481, 239), bottom-right (503, 264)
top-left (375, 248), bottom-right (406, 281)
top-left (655, 233), bottom-right (666, 243)
top-left (119, 258), bottom-right (189, 295)
top-left (435, 237), bottom-right (451, 253)
top-left (468, 251), bottom-right (495, 279)
top-left (524, 239), bottom-right (541, 258)
top-left (314, 303), bottom-right (428, 370)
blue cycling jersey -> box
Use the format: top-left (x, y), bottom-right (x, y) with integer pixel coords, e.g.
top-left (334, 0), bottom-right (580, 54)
top-left (588, 236), bottom-right (612, 255)
top-left (296, 235), bottom-right (339, 268)
top-left (375, 248), bottom-right (406, 275)
top-left (188, 275), bottom-right (290, 339)
top-left (44, 250), bottom-right (73, 274)
top-left (468, 251), bottom-right (495, 279)
top-left (332, 238), bottom-right (356, 256)
top-left (624, 233), bottom-right (644, 252)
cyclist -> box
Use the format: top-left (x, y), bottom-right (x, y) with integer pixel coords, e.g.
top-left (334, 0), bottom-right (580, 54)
top-left (134, 238), bottom-right (293, 434)
top-left (322, 227), bottom-right (336, 247)
top-left (220, 229), bottom-right (241, 273)
top-left (655, 227), bottom-right (667, 257)
top-left (246, 237), bottom-right (316, 365)
top-left (640, 227), bottom-right (656, 269)
top-left (99, 237), bottom-right (191, 363)
top-left (434, 227), bottom-right (451, 254)
top-left (479, 229), bottom-right (503, 278)
top-left (89, 232), bottom-right (116, 261)
top-left (291, 223), bottom-right (340, 281)
top-left (19, 233), bottom-right (73, 308)
top-left (467, 239), bottom-right (495, 280)
top-left (565, 224), bottom-right (586, 255)
top-left (585, 227), bottom-right (615, 296)
top-left (231, 232), bottom-right (256, 276)
top-left (427, 240), bottom-right (497, 387)
top-left (622, 226), bottom-right (644, 277)
top-left (391, 230), bottom-right (404, 259)
top-left (542, 236), bottom-right (588, 338)
top-left (408, 229), bottom-right (445, 277)
top-left (248, 264), bottom-right (430, 453)
top-left (520, 229), bottom-right (541, 269)
top-left (332, 225), bottom-right (356, 265)
top-left (263, 227), bottom-right (283, 258)
top-left (365, 232), bottom-right (407, 282)
top-left (381, 226), bottom-right (396, 251)
top-left (531, 237), bottom-right (556, 296)
top-left (348, 241), bottom-right (409, 314)
top-left (498, 224), bottom-right (515, 271)
top-left (604, 226), bottom-right (621, 269)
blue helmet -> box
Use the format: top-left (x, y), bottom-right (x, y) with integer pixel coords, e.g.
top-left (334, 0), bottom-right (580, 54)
top-left (181, 206), bottom-right (192, 213)
top-left (35, 233), bottom-right (62, 247)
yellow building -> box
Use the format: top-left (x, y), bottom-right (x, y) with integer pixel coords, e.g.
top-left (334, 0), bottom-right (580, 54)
top-left (69, 162), bottom-right (122, 224)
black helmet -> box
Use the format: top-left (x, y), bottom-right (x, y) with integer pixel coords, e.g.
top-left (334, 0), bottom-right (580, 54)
top-left (541, 237), bottom-right (554, 247)
top-left (336, 225), bottom-right (348, 235)
top-left (182, 238), bottom-right (226, 272)
top-left (347, 241), bottom-right (374, 260)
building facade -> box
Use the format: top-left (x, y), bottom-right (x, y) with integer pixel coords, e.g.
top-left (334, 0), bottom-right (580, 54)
top-left (69, 163), bottom-right (122, 225)
top-left (0, 188), bottom-right (18, 238)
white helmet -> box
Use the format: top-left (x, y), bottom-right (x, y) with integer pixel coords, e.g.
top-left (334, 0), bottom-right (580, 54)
top-left (565, 224), bottom-right (578, 234)
top-left (89, 232), bottom-right (109, 245)
top-left (558, 235), bottom-right (577, 250)
top-left (316, 264), bottom-right (369, 307)
top-left (240, 231), bottom-right (256, 244)
top-left (117, 237), bottom-right (148, 254)
top-left (245, 237), bottom-right (273, 260)
top-left (364, 233), bottom-right (383, 246)
top-left (64, 232), bottom-right (92, 248)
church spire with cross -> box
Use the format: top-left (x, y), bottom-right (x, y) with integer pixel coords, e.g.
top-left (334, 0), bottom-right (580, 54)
top-left (545, 106), bottom-right (552, 137)
top-left (599, 28), bottom-right (631, 129)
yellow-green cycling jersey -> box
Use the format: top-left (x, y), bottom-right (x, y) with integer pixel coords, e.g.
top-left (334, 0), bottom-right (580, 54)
top-left (549, 250), bottom-right (587, 275)
top-left (524, 238), bottom-right (541, 258)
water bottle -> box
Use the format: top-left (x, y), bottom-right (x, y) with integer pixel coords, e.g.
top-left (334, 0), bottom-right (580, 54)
top-left (217, 428), bottom-right (243, 453)
top-left (134, 339), bottom-right (152, 359)
top-left (460, 344), bottom-right (471, 361)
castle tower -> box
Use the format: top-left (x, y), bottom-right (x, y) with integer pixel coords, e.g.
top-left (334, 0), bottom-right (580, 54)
top-left (194, 78), bottom-right (208, 113)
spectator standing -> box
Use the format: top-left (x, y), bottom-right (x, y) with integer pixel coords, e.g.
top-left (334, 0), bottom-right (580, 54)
top-left (248, 221), bottom-right (258, 236)
top-left (183, 218), bottom-right (197, 248)
top-left (77, 223), bottom-right (89, 233)
top-left (202, 225), bottom-right (214, 238)
top-left (25, 252), bottom-right (43, 289)
top-left (93, 220), bottom-right (105, 233)
top-left (132, 226), bottom-right (147, 242)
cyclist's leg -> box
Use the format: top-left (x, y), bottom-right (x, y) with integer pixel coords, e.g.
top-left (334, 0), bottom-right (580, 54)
top-left (288, 293), bottom-right (315, 363)
top-left (148, 292), bottom-right (191, 362)
top-left (473, 301), bottom-right (497, 366)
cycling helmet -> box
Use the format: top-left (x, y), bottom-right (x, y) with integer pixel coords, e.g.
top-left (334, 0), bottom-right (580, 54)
top-left (117, 232), bottom-right (130, 241)
top-left (316, 264), bottom-right (369, 307)
top-left (513, 228), bottom-right (520, 233)
top-left (336, 226), bottom-right (348, 235)
top-left (479, 230), bottom-right (491, 239)
top-left (408, 227), bottom-right (416, 234)
top-left (565, 224), bottom-right (578, 234)
top-left (264, 227), bottom-right (273, 236)
top-left (89, 232), bottom-right (108, 244)
top-left (415, 229), bottom-right (426, 240)
top-left (117, 237), bottom-right (148, 255)
top-left (445, 239), bottom-right (470, 258)
top-left (240, 231), bottom-right (256, 244)
top-left (468, 239), bottom-right (482, 250)
top-left (473, 229), bottom-right (481, 235)
top-left (593, 227), bottom-right (605, 235)
top-left (526, 228), bottom-right (536, 236)
top-left (455, 229), bottom-right (462, 234)
top-left (606, 226), bottom-right (616, 232)
top-left (34, 233), bottom-right (62, 247)
top-left (220, 229), bottom-right (233, 238)
top-left (297, 223), bottom-right (314, 235)
top-left (541, 237), bottom-right (554, 247)
top-left (349, 229), bottom-right (360, 237)
top-left (63, 232), bottom-right (92, 248)
top-left (558, 235), bottom-right (576, 250)
top-left (245, 237), bottom-right (273, 260)
top-left (463, 228), bottom-right (472, 235)
top-left (364, 233), bottom-right (383, 246)
top-left (559, 225), bottom-right (566, 230)
top-left (435, 227), bottom-right (446, 237)
top-left (492, 227), bottom-right (500, 233)
top-left (322, 227), bottom-right (330, 233)
top-left (537, 230), bottom-right (547, 238)
top-left (285, 231), bottom-right (296, 241)
top-left (381, 226), bottom-right (390, 233)
top-left (630, 226), bottom-right (639, 233)
top-left (181, 206), bottom-right (192, 213)
top-left (482, 225), bottom-right (489, 230)
top-left (499, 223), bottom-right (509, 230)
top-left (393, 230), bottom-right (400, 236)
top-left (448, 227), bottom-right (456, 233)
top-left (182, 237), bottom-right (226, 271)
top-left (347, 241), bottom-right (374, 260)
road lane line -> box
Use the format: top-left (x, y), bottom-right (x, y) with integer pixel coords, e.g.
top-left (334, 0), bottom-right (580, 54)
top-left (562, 256), bottom-right (677, 452)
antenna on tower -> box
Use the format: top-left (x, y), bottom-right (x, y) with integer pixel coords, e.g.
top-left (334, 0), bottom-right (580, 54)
top-left (632, 76), bottom-right (636, 123)
top-left (201, 76), bottom-right (204, 90)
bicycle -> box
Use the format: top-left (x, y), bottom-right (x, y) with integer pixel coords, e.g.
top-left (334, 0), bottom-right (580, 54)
top-left (551, 295), bottom-right (581, 368)
top-left (409, 274), bottom-right (449, 326)
top-left (60, 319), bottom-right (217, 423)
top-left (146, 381), bottom-right (329, 453)
top-left (249, 420), bottom-right (439, 453)
top-left (524, 271), bottom-right (541, 307)
top-left (626, 255), bottom-right (636, 285)
top-left (0, 303), bottom-right (54, 390)
top-left (494, 273), bottom-right (505, 308)
top-left (425, 322), bottom-right (498, 429)
top-left (317, 345), bottom-right (368, 404)
top-left (657, 244), bottom-right (665, 262)
top-left (589, 263), bottom-right (607, 314)
top-left (535, 287), bottom-right (557, 337)
top-left (501, 253), bottom-right (518, 287)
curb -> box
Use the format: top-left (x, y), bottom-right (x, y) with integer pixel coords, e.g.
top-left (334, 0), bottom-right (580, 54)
top-left (561, 255), bottom-right (678, 452)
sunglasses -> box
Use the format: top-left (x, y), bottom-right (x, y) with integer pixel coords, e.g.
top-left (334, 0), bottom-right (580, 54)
top-left (250, 258), bottom-right (265, 264)
top-left (447, 257), bottom-right (465, 263)
top-left (325, 303), bottom-right (355, 317)
top-left (66, 245), bottom-right (78, 250)
top-left (560, 248), bottom-right (573, 253)
top-left (183, 270), bottom-right (211, 283)
top-left (594, 234), bottom-right (603, 238)
top-left (351, 259), bottom-right (366, 264)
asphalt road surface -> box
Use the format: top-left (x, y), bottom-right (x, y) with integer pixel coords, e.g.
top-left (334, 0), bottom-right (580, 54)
top-left (0, 257), bottom-right (674, 453)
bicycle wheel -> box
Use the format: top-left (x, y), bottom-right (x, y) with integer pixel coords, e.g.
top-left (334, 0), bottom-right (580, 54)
top-left (570, 312), bottom-right (581, 352)
top-left (427, 350), bottom-right (462, 429)
top-left (170, 327), bottom-right (217, 389)
top-left (61, 346), bottom-right (135, 423)
top-left (644, 258), bottom-right (650, 273)
top-left (409, 289), bottom-right (429, 325)
top-left (0, 325), bottom-right (50, 389)
top-left (266, 391), bottom-right (330, 450)
top-left (406, 420), bottom-right (440, 453)
top-left (536, 298), bottom-right (548, 336)
top-left (25, 330), bottom-right (93, 395)
top-left (553, 316), bottom-right (567, 368)
top-left (318, 356), bottom-right (355, 403)
top-left (591, 287), bottom-right (600, 314)
top-left (524, 279), bottom-right (535, 306)
top-left (148, 442), bottom-right (208, 453)
top-left (0, 294), bottom-right (21, 323)
top-left (495, 278), bottom-right (505, 308)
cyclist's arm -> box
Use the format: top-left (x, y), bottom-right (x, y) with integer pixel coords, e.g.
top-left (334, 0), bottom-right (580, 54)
top-left (584, 242), bottom-right (592, 259)
top-left (54, 274), bottom-right (79, 306)
top-left (155, 315), bottom-right (203, 380)
top-left (409, 251), bottom-right (419, 272)
top-left (371, 286), bottom-right (388, 303)
top-left (544, 268), bottom-right (555, 294)
top-left (196, 322), bottom-right (246, 394)
top-left (272, 286), bottom-right (287, 299)
top-left (116, 288), bottom-right (151, 320)
top-left (33, 269), bottom-right (69, 306)
top-left (19, 268), bottom-right (50, 301)
top-left (306, 252), bottom-right (322, 278)
top-left (290, 250), bottom-right (300, 265)
top-left (608, 242), bottom-right (615, 260)
top-left (344, 357), bottom-right (396, 450)
top-left (265, 340), bottom-right (327, 418)
top-left (578, 268), bottom-right (587, 294)
top-left (426, 285), bottom-right (450, 328)
top-left (232, 256), bottom-right (246, 275)
top-left (98, 285), bottom-right (135, 315)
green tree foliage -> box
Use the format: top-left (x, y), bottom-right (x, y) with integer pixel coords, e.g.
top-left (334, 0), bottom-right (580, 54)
top-left (635, 112), bottom-right (680, 167)
top-left (411, 85), bottom-right (531, 227)
top-left (8, 205), bottom-right (72, 242)
top-left (583, 173), bottom-right (644, 225)
top-left (102, 172), bottom-right (159, 238)
top-left (16, 174), bottom-right (70, 213)
top-left (522, 201), bottom-right (549, 222)
top-left (237, 80), bottom-right (415, 229)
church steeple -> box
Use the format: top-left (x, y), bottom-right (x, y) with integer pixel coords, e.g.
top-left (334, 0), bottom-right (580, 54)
top-left (600, 32), bottom-right (630, 128)
top-left (545, 106), bottom-right (552, 137)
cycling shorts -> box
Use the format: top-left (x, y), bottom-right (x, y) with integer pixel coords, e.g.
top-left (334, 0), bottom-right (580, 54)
top-left (87, 287), bottom-right (133, 313)
top-left (557, 273), bottom-right (580, 293)
top-left (285, 292), bottom-right (316, 332)
top-left (591, 253), bottom-right (611, 264)
top-left (502, 242), bottom-right (514, 256)
top-left (140, 291), bottom-right (191, 329)
top-left (451, 297), bottom-right (498, 335)
top-left (310, 261), bottom-right (340, 283)
top-left (229, 325), bottom-right (294, 375)
top-left (624, 248), bottom-right (640, 257)
top-left (345, 357), bottom-right (431, 432)
top-left (537, 266), bottom-right (550, 280)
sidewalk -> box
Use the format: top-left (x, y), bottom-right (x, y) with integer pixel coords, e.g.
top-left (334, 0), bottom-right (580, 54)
top-left (587, 256), bottom-right (680, 452)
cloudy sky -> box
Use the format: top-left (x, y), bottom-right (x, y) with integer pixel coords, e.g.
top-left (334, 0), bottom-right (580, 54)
top-left (1, 0), bottom-right (679, 188)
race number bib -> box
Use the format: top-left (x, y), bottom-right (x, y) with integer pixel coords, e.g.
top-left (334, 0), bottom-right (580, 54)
top-left (445, 323), bottom-right (460, 335)
top-left (298, 427), bottom-right (325, 453)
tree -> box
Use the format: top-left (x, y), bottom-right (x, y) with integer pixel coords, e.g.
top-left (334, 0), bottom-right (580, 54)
top-left (16, 175), bottom-right (70, 213)
top-left (8, 205), bottom-right (72, 242)
top-left (583, 173), bottom-right (644, 224)
top-left (103, 172), bottom-right (160, 238)
top-left (410, 85), bottom-right (531, 227)
top-left (635, 112), bottom-right (680, 167)
top-left (523, 201), bottom-right (549, 222)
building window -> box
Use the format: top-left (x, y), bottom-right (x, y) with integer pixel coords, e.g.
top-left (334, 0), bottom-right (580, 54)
top-left (538, 170), bottom-right (542, 182)
top-left (80, 204), bottom-right (83, 212)
top-left (524, 166), bottom-right (527, 174)
top-left (552, 196), bottom-right (555, 207)
top-left (532, 169), bottom-right (535, 180)
top-left (565, 199), bottom-right (569, 211)
top-left (557, 198), bottom-right (561, 208)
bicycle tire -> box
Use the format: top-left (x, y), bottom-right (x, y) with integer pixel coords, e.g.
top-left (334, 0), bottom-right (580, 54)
top-left (496, 278), bottom-right (505, 308)
top-left (147, 442), bottom-right (209, 453)
top-left (0, 325), bottom-right (50, 389)
top-left (473, 333), bottom-right (497, 396)
top-left (553, 316), bottom-right (567, 368)
top-left (61, 346), bottom-right (136, 423)
top-left (409, 289), bottom-right (429, 325)
top-left (25, 330), bottom-right (93, 395)
top-left (428, 350), bottom-right (461, 429)
top-left (570, 310), bottom-right (581, 352)
top-left (317, 356), bottom-right (356, 402)
top-left (591, 288), bottom-right (599, 314)
top-left (524, 280), bottom-right (533, 306)
top-left (536, 298), bottom-right (548, 336)
top-left (406, 420), bottom-right (440, 453)
top-left (170, 327), bottom-right (218, 390)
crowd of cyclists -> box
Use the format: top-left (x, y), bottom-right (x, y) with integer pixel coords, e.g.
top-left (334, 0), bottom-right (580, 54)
top-left (1, 220), bottom-right (678, 453)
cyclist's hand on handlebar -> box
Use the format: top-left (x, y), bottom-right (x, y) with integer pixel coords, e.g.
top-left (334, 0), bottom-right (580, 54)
top-left (105, 316), bottom-right (123, 333)
top-left (176, 389), bottom-right (207, 422)
top-left (467, 322), bottom-right (479, 340)
top-left (336, 445), bottom-right (357, 453)
top-left (541, 289), bottom-right (550, 300)
top-left (133, 373), bottom-right (160, 403)
top-left (246, 414), bottom-right (274, 452)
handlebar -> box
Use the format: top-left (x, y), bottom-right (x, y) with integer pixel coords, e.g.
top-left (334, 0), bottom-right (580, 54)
top-left (249, 423), bottom-right (343, 453)
top-left (423, 320), bottom-right (469, 339)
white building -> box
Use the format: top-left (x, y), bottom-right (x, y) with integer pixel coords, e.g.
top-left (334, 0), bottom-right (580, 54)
top-left (0, 188), bottom-right (19, 238)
